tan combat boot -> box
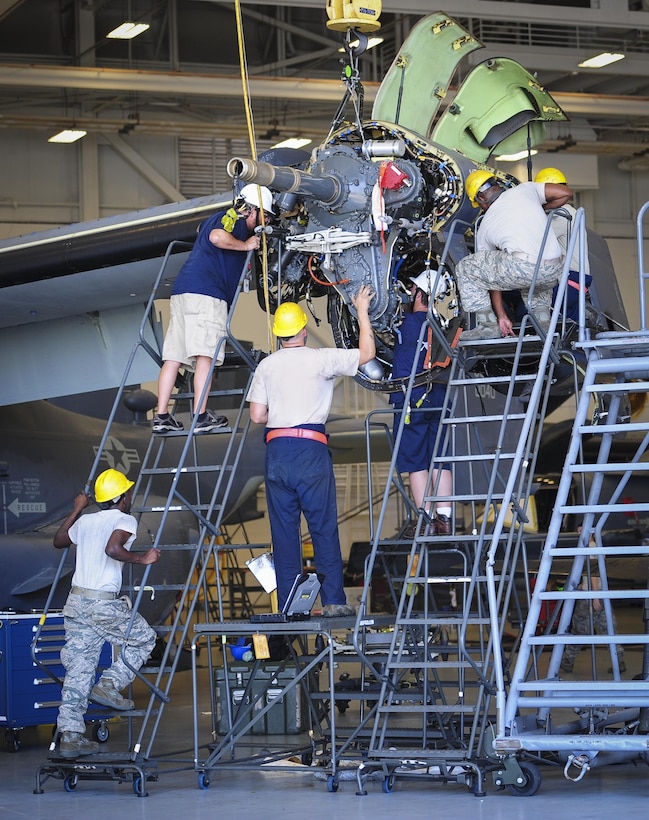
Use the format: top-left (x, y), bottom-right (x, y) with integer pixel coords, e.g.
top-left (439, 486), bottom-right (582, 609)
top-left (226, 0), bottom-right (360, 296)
top-left (461, 309), bottom-right (501, 341)
top-left (59, 731), bottom-right (100, 759)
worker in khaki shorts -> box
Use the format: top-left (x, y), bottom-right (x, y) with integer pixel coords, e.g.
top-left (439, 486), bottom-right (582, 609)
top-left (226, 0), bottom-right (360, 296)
top-left (154, 184), bottom-right (275, 434)
top-left (54, 469), bottom-right (160, 759)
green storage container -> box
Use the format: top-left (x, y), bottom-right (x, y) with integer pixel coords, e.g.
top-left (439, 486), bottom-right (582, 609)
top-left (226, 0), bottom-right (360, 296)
top-left (215, 662), bottom-right (307, 735)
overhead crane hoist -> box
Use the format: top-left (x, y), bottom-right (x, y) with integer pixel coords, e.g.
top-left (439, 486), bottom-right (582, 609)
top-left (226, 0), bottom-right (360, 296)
top-left (326, 0), bottom-right (383, 33)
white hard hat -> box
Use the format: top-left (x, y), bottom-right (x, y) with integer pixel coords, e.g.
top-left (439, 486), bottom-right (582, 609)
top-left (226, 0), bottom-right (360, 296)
top-left (410, 270), bottom-right (438, 296)
top-left (239, 183), bottom-right (276, 214)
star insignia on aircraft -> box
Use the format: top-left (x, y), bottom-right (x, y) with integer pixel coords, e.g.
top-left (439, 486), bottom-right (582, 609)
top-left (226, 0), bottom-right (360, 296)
top-left (94, 436), bottom-right (141, 473)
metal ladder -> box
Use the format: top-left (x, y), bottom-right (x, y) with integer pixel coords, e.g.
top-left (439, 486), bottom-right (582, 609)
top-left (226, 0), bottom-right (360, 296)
top-left (353, 212), bottom-right (588, 795)
top-left (33, 240), bottom-right (269, 765)
top-left (497, 201), bottom-right (649, 783)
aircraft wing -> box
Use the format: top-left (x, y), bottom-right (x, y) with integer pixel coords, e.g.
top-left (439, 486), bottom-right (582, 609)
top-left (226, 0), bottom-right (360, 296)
top-left (0, 193), bottom-right (231, 405)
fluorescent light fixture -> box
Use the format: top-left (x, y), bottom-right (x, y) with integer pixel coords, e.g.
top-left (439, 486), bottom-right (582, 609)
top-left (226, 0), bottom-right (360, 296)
top-left (48, 129), bottom-right (87, 144)
top-left (338, 36), bottom-right (383, 52)
top-left (107, 22), bottom-right (150, 40)
top-left (272, 138), bottom-right (312, 149)
top-left (495, 149), bottom-right (538, 162)
top-left (578, 52), bottom-right (625, 68)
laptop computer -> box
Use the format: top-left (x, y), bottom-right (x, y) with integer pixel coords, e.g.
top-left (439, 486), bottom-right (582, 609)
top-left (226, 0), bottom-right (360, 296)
top-left (249, 572), bottom-right (322, 623)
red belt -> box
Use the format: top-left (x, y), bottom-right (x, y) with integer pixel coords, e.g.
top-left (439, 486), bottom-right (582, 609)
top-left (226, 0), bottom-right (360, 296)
top-left (266, 427), bottom-right (328, 445)
top-left (568, 279), bottom-right (588, 292)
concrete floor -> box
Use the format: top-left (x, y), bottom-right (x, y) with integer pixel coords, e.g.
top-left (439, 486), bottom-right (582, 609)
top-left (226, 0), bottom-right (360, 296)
top-left (3, 616), bottom-right (649, 819)
top-left (4, 720), bottom-right (649, 820)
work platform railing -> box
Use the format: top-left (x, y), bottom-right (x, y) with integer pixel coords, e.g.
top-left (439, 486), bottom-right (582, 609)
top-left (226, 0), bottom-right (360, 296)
top-left (496, 201), bottom-right (649, 784)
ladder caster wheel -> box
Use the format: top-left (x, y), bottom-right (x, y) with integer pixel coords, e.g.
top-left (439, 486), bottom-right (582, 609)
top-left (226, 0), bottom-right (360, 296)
top-left (132, 774), bottom-right (148, 796)
top-left (197, 771), bottom-right (211, 790)
top-left (464, 771), bottom-right (482, 795)
top-left (64, 773), bottom-right (79, 792)
top-left (507, 760), bottom-right (542, 796)
top-left (93, 722), bottom-right (109, 743)
top-left (5, 729), bottom-right (20, 753)
top-left (327, 775), bottom-right (339, 792)
top-left (382, 775), bottom-right (395, 793)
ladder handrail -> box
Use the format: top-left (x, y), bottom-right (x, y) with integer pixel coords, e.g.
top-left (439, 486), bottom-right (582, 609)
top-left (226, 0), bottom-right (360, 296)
top-left (636, 200), bottom-right (649, 331)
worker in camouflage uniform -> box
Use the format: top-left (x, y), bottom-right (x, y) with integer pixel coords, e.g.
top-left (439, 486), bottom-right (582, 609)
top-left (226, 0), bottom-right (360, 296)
top-left (456, 170), bottom-right (573, 340)
top-left (560, 530), bottom-right (626, 675)
top-left (53, 468), bottom-right (160, 759)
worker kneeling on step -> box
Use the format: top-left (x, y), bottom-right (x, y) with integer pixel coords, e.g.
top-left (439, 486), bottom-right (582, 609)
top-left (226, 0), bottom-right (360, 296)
top-left (455, 170), bottom-right (572, 340)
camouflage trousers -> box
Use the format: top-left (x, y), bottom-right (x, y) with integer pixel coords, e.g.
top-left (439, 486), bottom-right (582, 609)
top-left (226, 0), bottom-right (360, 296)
top-left (455, 250), bottom-right (561, 314)
top-left (57, 592), bottom-right (156, 733)
top-left (563, 602), bottom-right (625, 665)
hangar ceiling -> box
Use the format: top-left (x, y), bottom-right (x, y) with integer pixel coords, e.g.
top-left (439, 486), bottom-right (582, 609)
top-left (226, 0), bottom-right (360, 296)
top-left (0, 0), bottom-right (648, 158)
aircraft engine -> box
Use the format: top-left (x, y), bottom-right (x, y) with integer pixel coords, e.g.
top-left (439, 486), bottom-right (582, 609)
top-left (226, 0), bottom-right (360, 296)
top-left (228, 121), bottom-right (481, 392)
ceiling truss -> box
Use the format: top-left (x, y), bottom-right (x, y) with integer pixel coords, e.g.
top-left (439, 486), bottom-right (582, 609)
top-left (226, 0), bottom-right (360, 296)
top-left (0, 1), bottom-right (648, 158)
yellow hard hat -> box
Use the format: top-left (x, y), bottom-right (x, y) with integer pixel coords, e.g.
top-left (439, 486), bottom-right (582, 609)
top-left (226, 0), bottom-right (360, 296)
top-left (272, 302), bottom-right (308, 337)
top-left (94, 469), bottom-right (134, 504)
top-left (534, 167), bottom-right (567, 185)
top-left (465, 169), bottom-right (497, 206)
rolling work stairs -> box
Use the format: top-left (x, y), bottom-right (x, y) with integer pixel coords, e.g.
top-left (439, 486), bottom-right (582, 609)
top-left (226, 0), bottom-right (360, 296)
top-left (496, 201), bottom-right (649, 785)
top-left (353, 210), bottom-right (591, 796)
top-left (33, 240), bottom-right (269, 783)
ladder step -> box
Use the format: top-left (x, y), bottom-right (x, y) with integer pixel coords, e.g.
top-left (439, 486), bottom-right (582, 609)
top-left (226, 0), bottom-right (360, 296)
top-left (458, 335), bottom-right (545, 348)
top-left (430, 453), bottom-right (516, 464)
top-left (548, 545), bottom-right (649, 557)
top-left (559, 502), bottom-right (649, 514)
top-left (366, 748), bottom-right (478, 761)
top-left (140, 465), bottom-right (225, 476)
top-left (448, 373), bottom-right (536, 387)
top-left (383, 660), bottom-right (488, 669)
top-left (516, 694), bottom-right (649, 709)
top-left (527, 633), bottom-right (649, 645)
top-left (148, 426), bottom-right (233, 437)
top-left (391, 616), bottom-right (491, 625)
top-left (133, 503), bottom-right (224, 514)
top-left (577, 420), bottom-right (648, 435)
top-left (570, 462), bottom-right (649, 473)
top-left (539, 591), bottom-right (649, 600)
top-left (442, 413), bottom-right (527, 424)
top-left (171, 387), bottom-right (246, 399)
top-left (423, 492), bottom-right (510, 503)
top-left (515, 679), bottom-right (649, 692)
top-left (375, 704), bottom-right (479, 713)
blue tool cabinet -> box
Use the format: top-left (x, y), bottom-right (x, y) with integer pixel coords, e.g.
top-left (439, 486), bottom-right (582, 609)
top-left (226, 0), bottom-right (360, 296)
top-left (0, 612), bottom-right (111, 750)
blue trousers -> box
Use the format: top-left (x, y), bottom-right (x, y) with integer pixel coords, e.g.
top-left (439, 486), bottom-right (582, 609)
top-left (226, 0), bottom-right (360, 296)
top-left (265, 436), bottom-right (346, 610)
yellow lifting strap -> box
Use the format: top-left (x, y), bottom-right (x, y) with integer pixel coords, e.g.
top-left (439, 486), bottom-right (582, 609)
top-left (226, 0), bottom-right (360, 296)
top-left (233, 0), bottom-right (274, 350)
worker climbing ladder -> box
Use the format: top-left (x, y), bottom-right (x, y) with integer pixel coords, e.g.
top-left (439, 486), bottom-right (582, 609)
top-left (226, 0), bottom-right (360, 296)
top-left (497, 201), bottom-right (649, 785)
top-left (33, 236), bottom-right (269, 788)
top-left (353, 211), bottom-right (590, 795)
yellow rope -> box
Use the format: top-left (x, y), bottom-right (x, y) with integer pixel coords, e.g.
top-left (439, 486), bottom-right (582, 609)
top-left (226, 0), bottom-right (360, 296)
top-left (233, 0), bottom-right (275, 352)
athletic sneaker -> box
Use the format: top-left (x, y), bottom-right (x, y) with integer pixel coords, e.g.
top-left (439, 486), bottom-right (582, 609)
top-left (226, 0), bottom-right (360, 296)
top-left (152, 413), bottom-right (184, 433)
top-left (194, 411), bottom-right (228, 433)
